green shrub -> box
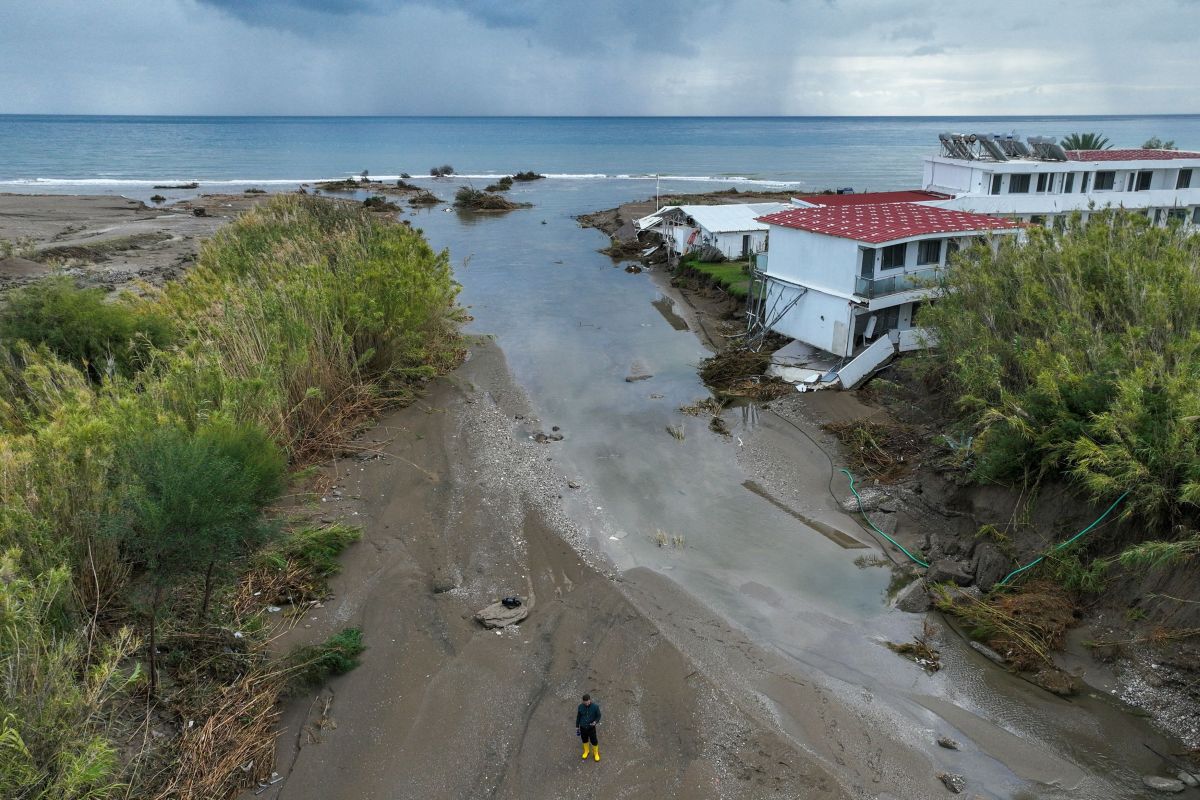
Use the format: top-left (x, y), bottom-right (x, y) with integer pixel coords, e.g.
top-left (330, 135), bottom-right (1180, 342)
top-left (276, 524), bottom-right (361, 578)
top-left (105, 423), bottom-right (283, 686)
top-left (0, 550), bottom-right (136, 799)
top-left (921, 211), bottom-right (1200, 526)
top-left (166, 194), bottom-right (463, 458)
top-left (285, 627), bottom-right (365, 690)
top-left (0, 277), bottom-right (174, 380)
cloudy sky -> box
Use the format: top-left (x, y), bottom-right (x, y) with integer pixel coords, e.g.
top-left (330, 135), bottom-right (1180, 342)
top-left (1, 0), bottom-right (1196, 116)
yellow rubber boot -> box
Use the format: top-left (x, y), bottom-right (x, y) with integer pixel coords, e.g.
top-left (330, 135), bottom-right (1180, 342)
top-left (593, 745), bottom-right (600, 762)
top-left (582, 743), bottom-right (590, 759)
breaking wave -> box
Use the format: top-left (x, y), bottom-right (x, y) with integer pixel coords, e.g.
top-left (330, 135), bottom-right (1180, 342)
top-left (0, 173), bottom-right (803, 189)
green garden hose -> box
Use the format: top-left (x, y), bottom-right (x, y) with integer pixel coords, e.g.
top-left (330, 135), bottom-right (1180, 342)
top-left (995, 491), bottom-right (1129, 587)
top-left (841, 468), bottom-right (930, 568)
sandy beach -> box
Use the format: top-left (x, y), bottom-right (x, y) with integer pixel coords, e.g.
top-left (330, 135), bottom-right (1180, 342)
top-left (0, 193), bottom-right (267, 291)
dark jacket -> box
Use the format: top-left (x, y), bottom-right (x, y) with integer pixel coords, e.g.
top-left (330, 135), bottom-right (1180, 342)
top-left (576, 701), bottom-right (601, 729)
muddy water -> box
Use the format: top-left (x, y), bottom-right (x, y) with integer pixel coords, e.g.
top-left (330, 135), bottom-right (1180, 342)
top-left (398, 179), bottom-right (1171, 799)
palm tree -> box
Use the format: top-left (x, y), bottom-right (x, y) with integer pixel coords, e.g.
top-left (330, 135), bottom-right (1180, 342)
top-left (1061, 132), bottom-right (1111, 151)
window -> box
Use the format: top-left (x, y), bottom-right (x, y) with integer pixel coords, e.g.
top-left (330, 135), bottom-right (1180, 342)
top-left (1167, 208), bottom-right (1187, 224)
top-left (1194, 207), bottom-right (1200, 224)
top-left (1178, 169), bottom-right (1193, 189)
top-left (881, 243), bottom-right (906, 269)
top-left (1136, 171), bottom-right (1153, 191)
top-left (990, 174), bottom-right (1002, 195)
top-left (1094, 171), bottom-right (1115, 190)
top-left (1030, 215), bottom-right (1045, 226)
top-left (946, 239), bottom-right (961, 260)
top-left (917, 239), bottom-right (941, 265)
top-left (1008, 174), bottom-right (1031, 193)
top-left (1081, 172), bottom-right (1090, 192)
top-left (1036, 173), bottom-right (1052, 193)
top-left (859, 247), bottom-right (876, 278)
top-left (1064, 173), bottom-right (1075, 193)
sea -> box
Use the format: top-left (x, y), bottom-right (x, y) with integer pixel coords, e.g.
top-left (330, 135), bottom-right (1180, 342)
top-left (3, 114), bottom-right (1200, 193)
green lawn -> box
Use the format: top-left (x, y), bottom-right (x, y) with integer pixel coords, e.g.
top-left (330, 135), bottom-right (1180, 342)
top-left (682, 258), bottom-right (752, 298)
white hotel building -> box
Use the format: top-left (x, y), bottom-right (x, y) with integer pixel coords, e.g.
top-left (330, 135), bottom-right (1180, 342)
top-left (921, 134), bottom-right (1200, 227)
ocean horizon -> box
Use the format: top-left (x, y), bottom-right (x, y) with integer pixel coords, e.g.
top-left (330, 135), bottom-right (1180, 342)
top-left (4, 113), bottom-right (1200, 194)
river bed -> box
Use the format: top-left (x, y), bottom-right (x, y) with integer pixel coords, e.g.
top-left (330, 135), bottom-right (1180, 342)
top-left (401, 176), bottom-right (1179, 799)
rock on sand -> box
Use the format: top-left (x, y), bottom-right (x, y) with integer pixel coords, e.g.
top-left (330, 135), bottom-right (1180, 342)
top-left (474, 600), bottom-right (529, 629)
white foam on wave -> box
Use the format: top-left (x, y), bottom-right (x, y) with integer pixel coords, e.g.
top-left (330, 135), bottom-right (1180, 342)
top-left (0, 173), bottom-right (803, 188)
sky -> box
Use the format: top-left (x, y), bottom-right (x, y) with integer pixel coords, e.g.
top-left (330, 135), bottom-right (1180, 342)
top-left (1, 0), bottom-right (1197, 116)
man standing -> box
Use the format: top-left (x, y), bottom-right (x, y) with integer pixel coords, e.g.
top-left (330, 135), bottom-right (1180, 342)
top-left (575, 693), bottom-right (602, 762)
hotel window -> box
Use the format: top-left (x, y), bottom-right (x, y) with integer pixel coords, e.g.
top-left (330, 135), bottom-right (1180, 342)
top-left (916, 239), bottom-right (941, 265)
top-left (1064, 173), bottom-right (1075, 193)
top-left (1135, 171), bottom-right (1153, 191)
top-left (990, 174), bottom-right (1002, 194)
top-left (1168, 208), bottom-right (1187, 224)
top-left (1094, 171), bottom-right (1115, 190)
top-left (1178, 169), bottom-right (1193, 189)
top-left (881, 243), bottom-right (906, 270)
top-left (1008, 174), bottom-right (1031, 193)
top-left (1081, 173), bottom-right (1090, 192)
top-left (1036, 173), bottom-right (1052, 193)
top-left (1193, 207), bottom-right (1200, 224)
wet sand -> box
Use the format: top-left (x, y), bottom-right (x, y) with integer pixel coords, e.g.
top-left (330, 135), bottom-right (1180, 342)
top-left (0, 193), bottom-right (267, 291)
top-left (253, 341), bottom-right (919, 799)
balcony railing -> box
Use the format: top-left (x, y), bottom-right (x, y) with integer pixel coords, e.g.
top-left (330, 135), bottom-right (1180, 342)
top-left (855, 267), bottom-right (940, 299)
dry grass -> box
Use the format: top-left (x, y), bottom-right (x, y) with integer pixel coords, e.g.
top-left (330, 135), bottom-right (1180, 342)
top-left (153, 667), bottom-right (284, 800)
top-left (680, 396), bottom-right (726, 417)
top-left (824, 419), bottom-right (922, 483)
top-left (935, 580), bottom-right (1076, 670)
top-left (887, 619), bottom-right (941, 672)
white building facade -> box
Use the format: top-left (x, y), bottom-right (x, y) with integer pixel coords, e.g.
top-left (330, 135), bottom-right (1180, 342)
top-left (922, 135), bottom-right (1200, 227)
top-left (753, 201), bottom-right (1023, 358)
top-left (636, 203), bottom-right (791, 260)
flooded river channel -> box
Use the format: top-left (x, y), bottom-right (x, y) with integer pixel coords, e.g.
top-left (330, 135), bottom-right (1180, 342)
top-left (373, 177), bottom-right (1172, 798)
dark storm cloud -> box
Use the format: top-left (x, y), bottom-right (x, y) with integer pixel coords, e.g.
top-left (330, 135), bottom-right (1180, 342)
top-left (194, 0), bottom-right (726, 52)
top-left (1, 0), bottom-right (1198, 115)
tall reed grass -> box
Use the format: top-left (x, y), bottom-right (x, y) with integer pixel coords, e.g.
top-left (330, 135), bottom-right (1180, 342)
top-left (0, 195), bottom-right (462, 798)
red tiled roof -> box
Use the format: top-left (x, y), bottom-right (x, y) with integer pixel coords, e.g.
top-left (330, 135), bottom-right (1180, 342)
top-left (794, 190), bottom-right (951, 206)
top-left (1067, 149), bottom-right (1200, 162)
top-left (757, 203), bottom-right (1023, 244)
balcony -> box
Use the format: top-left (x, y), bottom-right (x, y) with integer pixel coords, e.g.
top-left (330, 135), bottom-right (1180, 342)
top-left (855, 267), bottom-right (940, 299)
